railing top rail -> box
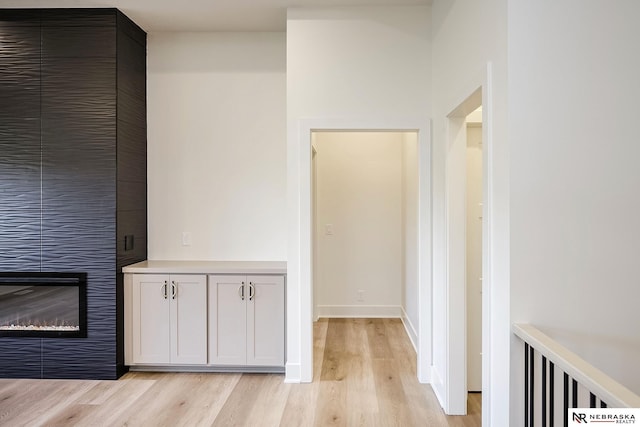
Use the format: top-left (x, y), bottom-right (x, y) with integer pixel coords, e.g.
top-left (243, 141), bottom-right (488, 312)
top-left (513, 323), bottom-right (640, 408)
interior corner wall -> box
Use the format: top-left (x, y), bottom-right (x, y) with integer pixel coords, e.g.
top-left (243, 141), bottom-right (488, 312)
top-left (147, 32), bottom-right (286, 261)
top-left (431, 0), bottom-right (508, 422)
top-left (509, 0), bottom-right (640, 400)
top-left (286, 5), bottom-right (431, 380)
top-left (314, 132), bottom-right (403, 318)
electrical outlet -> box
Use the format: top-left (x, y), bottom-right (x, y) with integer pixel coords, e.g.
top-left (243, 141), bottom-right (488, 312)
top-left (325, 224), bottom-right (334, 235)
top-left (182, 232), bottom-right (192, 246)
top-left (357, 290), bottom-right (364, 302)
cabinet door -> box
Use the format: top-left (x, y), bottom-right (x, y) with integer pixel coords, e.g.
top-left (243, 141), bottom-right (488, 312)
top-left (132, 274), bottom-right (170, 364)
top-left (170, 275), bottom-right (207, 364)
top-left (209, 275), bottom-right (247, 365)
top-left (247, 275), bottom-right (285, 366)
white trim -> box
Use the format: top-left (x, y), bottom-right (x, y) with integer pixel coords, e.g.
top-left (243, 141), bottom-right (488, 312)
top-left (441, 63), bottom-right (494, 418)
top-left (316, 305), bottom-right (402, 318)
top-left (284, 362), bottom-right (301, 383)
top-left (444, 113), bottom-right (468, 415)
top-left (401, 307), bottom-right (418, 352)
top-left (481, 62), bottom-right (496, 427)
top-left (291, 116), bottom-right (432, 388)
top-left (431, 365), bottom-right (446, 406)
top-left (513, 324), bottom-right (640, 407)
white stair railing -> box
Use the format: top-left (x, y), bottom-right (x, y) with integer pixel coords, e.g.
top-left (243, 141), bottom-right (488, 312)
top-left (513, 323), bottom-right (640, 427)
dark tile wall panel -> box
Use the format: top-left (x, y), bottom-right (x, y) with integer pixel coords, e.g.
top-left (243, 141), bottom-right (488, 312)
top-left (117, 31), bottom-right (146, 100)
top-left (41, 44), bottom-right (118, 377)
top-left (117, 126), bottom-right (147, 182)
top-left (116, 211), bottom-right (147, 262)
top-left (0, 8), bottom-right (146, 379)
top-left (115, 24), bottom-right (147, 370)
top-left (42, 26), bottom-right (116, 58)
top-left (117, 91), bottom-right (146, 128)
top-left (0, 25), bottom-right (41, 271)
top-left (43, 339), bottom-right (116, 379)
top-left (117, 181), bottom-right (147, 212)
top-left (40, 9), bottom-right (116, 27)
top-left (116, 11), bottom-right (145, 46)
top-left (42, 274), bottom-right (118, 379)
top-left (0, 339), bottom-right (42, 377)
top-left (115, 28), bottom-right (147, 266)
top-left (0, 211), bottom-right (41, 271)
top-left (0, 10), bottom-right (40, 26)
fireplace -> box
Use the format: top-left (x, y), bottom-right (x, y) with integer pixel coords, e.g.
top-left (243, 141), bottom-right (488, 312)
top-left (0, 273), bottom-right (87, 338)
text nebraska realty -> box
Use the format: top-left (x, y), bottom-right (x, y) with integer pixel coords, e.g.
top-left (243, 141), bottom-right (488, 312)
top-left (574, 412), bottom-right (636, 424)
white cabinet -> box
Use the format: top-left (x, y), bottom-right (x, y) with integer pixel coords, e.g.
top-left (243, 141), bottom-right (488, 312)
top-left (130, 274), bottom-right (207, 365)
top-left (209, 275), bottom-right (285, 367)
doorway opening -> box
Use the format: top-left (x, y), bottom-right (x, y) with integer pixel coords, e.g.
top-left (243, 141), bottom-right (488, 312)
top-left (311, 131), bottom-right (419, 348)
top-left (443, 87), bottom-right (488, 416)
top-left (465, 108), bottom-right (483, 395)
top-left (293, 117), bottom-right (431, 385)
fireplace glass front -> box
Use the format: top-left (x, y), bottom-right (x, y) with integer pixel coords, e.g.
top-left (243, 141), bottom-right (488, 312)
top-left (0, 273), bottom-right (87, 338)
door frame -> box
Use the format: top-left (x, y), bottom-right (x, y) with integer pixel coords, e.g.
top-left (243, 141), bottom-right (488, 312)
top-left (288, 117), bottom-right (432, 383)
top-left (441, 63), bottom-right (493, 420)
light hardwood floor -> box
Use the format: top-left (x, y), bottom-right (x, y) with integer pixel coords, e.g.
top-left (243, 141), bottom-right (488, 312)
top-left (0, 318), bottom-right (480, 426)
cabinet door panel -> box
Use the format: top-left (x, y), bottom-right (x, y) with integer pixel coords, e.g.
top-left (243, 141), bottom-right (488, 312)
top-left (132, 274), bottom-right (170, 364)
top-left (209, 275), bottom-right (246, 365)
top-left (247, 275), bottom-right (285, 366)
top-left (170, 275), bottom-right (207, 364)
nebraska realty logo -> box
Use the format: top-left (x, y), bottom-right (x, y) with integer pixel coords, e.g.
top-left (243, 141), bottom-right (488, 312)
top-left (569, 408), bottom-right (639, 425)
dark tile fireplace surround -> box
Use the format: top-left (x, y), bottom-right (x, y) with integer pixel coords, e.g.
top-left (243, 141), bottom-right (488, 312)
top-left (0, 9), bottom-right (147, 379)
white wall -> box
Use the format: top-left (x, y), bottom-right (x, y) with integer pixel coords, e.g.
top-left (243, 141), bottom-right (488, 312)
top-left (431, 0), bottom-right (509, 422)
top-left (466, 125), bottom-right (483, 392)
top-left (402, 132), bottom-right (419, 346)
top-left (286, 6), bottom-right (431, 382)
top-left (509, 0), bottom-right (640, 413)
top-left (314, 132), bottom-right (403, 318)
top-left (147, 32), bottom-right (287, 261)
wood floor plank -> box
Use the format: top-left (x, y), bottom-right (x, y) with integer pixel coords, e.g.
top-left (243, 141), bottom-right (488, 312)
top-left (211, 374), bottom-right (279, 427)
top-left (313, 318), bottom-right (329, 381)
top-left (100, 373), bottom-right (185, 427)
top-left (279, 319), bottom-right (328, 426)
top-left (344, 319), bottom-right (379, 425)
top-left (372, 358), bottom-right (414, 427)
top-left (81, 376), bottom-right (158, 426)
top-left (313, 380), bottom-right (347, 427)
top-left (36, 403), bottom-right (100, 427)
top-left (244, 374), bottom-right (291, 427)
top-left (278, 383), bottom-right (318, 427)
top-left (0, 379), bottom-right (96, 427)
top-left (0, 318), bottom-right (482, 427)
top-left (365, 318), bottom-right (393, 359)
top-left (320, 318), bottom-right (348, 381)
top-left (74, 378), bottom-right (127, 405)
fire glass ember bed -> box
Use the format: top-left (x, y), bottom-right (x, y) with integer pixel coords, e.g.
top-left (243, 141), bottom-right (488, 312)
top-left (0, 273), bottom-right (87, 338)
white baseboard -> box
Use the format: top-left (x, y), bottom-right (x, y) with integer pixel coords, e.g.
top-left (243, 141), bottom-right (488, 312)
top-left (400, 307), bottom-right (418, 352)
top-left (431, 365), bottom-right (446, 410)
top-left (284, 362), bottom-right (301, 383)
top-left (316, 305), bottom-right (402, 318)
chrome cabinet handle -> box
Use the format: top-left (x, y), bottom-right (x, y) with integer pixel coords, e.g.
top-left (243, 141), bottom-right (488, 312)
top-left (171, 281), bottom-right (177, 299)
top-left (162, 281), bottom-right (168, 299)
top-left (249, 282), bottom-right (255, 301)
top-left (239, 282), bottom-right (245, 300)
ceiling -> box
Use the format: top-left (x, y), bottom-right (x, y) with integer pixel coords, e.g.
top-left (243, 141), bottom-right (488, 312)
top-left (0, 0), bottom-right (431, 32)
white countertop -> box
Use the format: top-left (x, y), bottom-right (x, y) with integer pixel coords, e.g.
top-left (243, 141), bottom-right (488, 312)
top-left (122, 260), bottom-right (287, 275)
